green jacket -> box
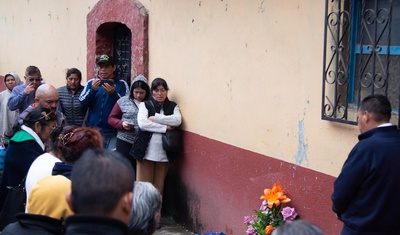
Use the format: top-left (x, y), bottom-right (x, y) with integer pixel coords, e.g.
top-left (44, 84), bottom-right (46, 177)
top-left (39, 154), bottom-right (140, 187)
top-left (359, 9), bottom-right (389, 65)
top-left (10, 130), bottom-right (36, 143)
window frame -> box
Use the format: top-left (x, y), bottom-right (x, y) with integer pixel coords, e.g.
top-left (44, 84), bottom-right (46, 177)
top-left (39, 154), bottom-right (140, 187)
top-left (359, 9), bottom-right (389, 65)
top-left (322, 0), bottom-right (400, 126)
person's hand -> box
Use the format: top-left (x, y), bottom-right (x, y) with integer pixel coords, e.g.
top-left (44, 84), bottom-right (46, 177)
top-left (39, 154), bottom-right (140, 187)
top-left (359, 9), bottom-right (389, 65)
top-left (92, 79), bottom-right (101, 91)
top-left (148, 116), bottom-right (155, 122)
top-left (167, 126), bottom-right (175, 131)
top-left (122, 121), bottom-right (134, 130)
top-left (102, 83), bottom-right (116, 95)
top-left (24, 82), bottom-right (36, 94)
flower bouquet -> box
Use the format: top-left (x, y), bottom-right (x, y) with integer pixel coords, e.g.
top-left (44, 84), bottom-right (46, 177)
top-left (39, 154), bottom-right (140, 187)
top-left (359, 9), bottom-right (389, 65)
top-left (244, 184), bottom-right (299, 235)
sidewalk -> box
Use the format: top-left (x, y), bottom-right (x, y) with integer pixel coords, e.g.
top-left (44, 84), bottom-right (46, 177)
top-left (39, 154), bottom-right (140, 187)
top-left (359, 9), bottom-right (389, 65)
top-left (154, 217), bottom-right (193, 235)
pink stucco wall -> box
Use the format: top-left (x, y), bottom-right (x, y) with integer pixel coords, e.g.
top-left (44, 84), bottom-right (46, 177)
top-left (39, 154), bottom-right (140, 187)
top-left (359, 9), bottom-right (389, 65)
top-left (163, 131), bottom-right (343, 234)
top-left (86, 0), bottom-right (148, 82)
top-left (0, 75), bottom-right (4, 91)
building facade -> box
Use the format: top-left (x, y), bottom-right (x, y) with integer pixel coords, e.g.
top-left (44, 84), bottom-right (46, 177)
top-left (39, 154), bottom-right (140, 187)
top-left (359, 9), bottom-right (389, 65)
top-left (2, 0), bottom-right (393, 234)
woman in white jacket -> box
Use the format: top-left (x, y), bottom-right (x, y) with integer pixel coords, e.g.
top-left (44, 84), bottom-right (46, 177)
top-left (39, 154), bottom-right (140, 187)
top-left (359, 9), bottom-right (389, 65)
top-left (135, 78), bottom-right (182, 195)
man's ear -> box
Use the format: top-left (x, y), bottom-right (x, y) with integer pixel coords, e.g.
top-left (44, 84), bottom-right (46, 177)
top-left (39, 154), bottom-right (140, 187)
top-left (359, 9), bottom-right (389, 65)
top-left (66, 191), bottom-right (75, 212)
top-left (112, 191), bottom-right (133, 225)
top-left (122, 191), bottom-right (133, 214)
top-left (364, 110), bottom-right (372, 123)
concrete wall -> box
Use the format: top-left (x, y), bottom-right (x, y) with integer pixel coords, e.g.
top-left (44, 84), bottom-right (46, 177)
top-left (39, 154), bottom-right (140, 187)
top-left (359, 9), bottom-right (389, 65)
top-left (139, 0), bottom-right (359, 176)
top-left (0, 0), bottom-right (98, 88)
top-left (0, 0), bottom-right (360, 234)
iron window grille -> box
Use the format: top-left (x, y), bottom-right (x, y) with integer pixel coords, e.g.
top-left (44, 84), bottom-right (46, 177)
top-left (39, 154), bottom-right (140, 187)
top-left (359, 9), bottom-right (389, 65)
top-left (114, 24), bottom-right (132, 85)
top-left (322, 0), bottom-right (400, 126)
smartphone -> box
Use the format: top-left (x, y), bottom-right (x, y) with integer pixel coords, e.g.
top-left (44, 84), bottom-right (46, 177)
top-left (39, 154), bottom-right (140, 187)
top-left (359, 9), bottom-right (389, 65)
top-left (99, 79), bottom-right (115, 86)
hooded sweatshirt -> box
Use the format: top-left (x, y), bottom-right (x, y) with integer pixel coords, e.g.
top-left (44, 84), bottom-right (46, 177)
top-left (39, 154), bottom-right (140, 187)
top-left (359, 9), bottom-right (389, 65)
top-left (0, 72), bottom-right (22, 137)
top-left (108, 75), bottom-right (149, 144)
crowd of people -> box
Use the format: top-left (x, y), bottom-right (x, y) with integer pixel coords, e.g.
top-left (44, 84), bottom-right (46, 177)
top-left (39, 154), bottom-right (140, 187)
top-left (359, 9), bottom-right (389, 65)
top-left (0, 54), bottom-right (180, 234)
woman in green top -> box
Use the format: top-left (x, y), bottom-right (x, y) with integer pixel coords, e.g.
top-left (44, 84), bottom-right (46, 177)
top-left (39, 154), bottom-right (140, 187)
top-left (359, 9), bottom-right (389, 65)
top-left (0, 107), bottom-right (57, 214)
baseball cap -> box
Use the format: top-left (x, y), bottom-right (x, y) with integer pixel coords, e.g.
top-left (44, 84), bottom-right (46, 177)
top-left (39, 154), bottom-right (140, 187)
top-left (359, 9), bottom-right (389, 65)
top-left (97, 54), bottom-right (115, 66)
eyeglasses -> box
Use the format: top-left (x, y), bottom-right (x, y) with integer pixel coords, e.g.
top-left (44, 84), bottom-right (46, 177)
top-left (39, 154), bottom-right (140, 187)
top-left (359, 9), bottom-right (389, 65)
top-left (67, 77), bottom-right (80, 82)
top-left (153, 88), bottom-right (167, 93)
top-left (45, 124), bottom-right (58, 132)
top-left (28, 77), bottom-right (42, 82)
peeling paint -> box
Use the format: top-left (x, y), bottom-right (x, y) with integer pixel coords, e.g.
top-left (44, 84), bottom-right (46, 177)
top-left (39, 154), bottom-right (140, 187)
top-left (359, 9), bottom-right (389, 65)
top-left (258, 1), bottom-right (265, 13)
top-left (293, 119), bottom-right (308, 165)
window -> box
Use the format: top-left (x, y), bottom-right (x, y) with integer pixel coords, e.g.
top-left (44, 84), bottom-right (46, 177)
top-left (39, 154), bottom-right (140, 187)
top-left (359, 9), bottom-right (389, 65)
top-left (322, 0), bottom-right (400, 125)
top-left (113, 24), bottom-right (132, 85)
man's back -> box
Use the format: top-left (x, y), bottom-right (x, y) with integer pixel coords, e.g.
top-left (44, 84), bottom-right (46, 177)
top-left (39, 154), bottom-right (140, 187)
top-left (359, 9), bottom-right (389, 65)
top-left (64, 149), bottom-right (134, 235)
top-left (332, 125), bottom-right (400, 234)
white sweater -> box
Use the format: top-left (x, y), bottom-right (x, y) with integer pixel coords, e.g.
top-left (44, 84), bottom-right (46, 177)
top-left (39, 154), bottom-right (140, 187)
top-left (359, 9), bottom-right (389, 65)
top-left (137, 102), bottom-right (182, 162)
top-left (25, 152), bottom-right (61, 211)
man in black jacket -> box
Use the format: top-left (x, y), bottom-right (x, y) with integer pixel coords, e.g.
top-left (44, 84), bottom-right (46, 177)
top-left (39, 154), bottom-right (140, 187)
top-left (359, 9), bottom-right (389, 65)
top-left (332, 94), bottom-right (400, 235)
top-left (64, 149), bottom-right (134, 235)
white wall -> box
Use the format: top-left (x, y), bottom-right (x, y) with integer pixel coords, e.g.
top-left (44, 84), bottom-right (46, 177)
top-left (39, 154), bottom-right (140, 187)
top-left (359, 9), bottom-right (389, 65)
top-left (0, 0), bottom-right (98, 88)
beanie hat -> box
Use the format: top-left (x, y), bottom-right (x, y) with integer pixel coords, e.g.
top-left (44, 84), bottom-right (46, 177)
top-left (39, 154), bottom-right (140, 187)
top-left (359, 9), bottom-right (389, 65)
top-left (27, 175), bottom-right (74, 221)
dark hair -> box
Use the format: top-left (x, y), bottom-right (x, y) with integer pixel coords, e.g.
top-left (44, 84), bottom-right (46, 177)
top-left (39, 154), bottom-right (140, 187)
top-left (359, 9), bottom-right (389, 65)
top-left (130, 80), bottom-right (150, 101)
top-left (70, 149), bottom-right (134, 215)
top-left (66, 68), bottom-right (82, 80)
top-left (57, 127), bottom-right (103, 164)
top-left (23, 107), bottom-right (57, 130)
top-left (49, 126), bottom-right (64, 153)
top-left (359, 94), bottom-right (392, 123)
top-left (8, 107), bottom-right (56, 138)
top-left (25, 65), bottom-right (41, 76)
top-left (272, 220), bottom-right (324, 235)
top-left (150, 77), bottom-right (169, 92)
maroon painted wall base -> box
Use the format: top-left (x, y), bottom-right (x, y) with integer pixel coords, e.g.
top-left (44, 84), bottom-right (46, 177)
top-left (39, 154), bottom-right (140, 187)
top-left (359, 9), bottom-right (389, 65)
top-left (163, 131), bottom-right (343, 234)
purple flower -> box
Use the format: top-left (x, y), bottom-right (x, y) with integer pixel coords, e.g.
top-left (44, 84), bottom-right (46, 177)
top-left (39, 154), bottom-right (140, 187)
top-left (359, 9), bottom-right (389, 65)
top-left (244, 216), bottom-right (252, 224)
top-left (281, 206), bottom-right (298, 222)
top-left (260, 200), bottom-right (268, 210)
top-left (246, 227), bottom-right (256, 235)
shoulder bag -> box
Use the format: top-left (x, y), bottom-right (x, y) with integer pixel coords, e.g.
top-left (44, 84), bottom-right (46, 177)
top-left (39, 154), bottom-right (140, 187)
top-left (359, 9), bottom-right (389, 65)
top-left (0, 177), bottom-right (27, 230)
top-left (162, 128), bottom-right (182, 153)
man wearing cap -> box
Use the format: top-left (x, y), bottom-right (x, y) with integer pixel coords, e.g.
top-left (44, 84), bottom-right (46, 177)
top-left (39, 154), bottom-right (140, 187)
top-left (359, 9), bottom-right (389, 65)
top-left (79, 54), bottom-right (129, 150)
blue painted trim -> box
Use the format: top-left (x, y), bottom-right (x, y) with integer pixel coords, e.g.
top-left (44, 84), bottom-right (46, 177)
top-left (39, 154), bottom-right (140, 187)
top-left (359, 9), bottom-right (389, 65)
top-left (348, 0), bottom-right (360, 103)
top-left (355, 45), bottom-right (400, 55)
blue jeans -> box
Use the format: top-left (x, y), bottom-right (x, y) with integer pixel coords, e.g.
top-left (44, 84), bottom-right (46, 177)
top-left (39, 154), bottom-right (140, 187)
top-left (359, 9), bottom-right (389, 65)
top-left (104, 135), bottom-right (117, 151)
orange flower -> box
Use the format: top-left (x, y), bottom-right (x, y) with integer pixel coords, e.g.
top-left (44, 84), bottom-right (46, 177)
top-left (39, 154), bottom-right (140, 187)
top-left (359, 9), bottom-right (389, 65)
top-left (260, 183), bottom-right (291, 208)
top-left (265, 225), bottom-right (274, 235)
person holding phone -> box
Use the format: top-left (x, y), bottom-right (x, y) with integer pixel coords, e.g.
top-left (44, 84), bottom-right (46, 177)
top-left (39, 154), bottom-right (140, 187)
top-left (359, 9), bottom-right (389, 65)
top-left (108, 75), bottom-right (150, 174)
top-left (79, 54), bottom-right (129, 150)
top-left (8, 65), bottom-right (43, 114)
